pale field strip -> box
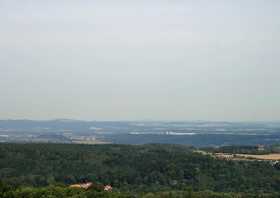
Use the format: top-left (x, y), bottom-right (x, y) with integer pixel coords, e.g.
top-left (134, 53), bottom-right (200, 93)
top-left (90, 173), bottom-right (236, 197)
top-left (236, 153), bottom-right (280, 160)
top-left (72, 140), bottom-right (111, 145)
top-left (194, 150), bottom-right (280, 161)
top-left (215, 153), bottom-right (280, 161)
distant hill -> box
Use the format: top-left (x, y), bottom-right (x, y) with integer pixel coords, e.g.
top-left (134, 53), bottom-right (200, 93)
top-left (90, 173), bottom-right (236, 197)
top-left (1, 120), bottom-right (280, 146)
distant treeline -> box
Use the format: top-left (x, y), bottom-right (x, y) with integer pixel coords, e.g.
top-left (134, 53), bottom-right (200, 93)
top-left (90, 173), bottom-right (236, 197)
top-left (0, 143), bottom-right (280, 194)
top-left (203, 144), bottom-right (280, 154)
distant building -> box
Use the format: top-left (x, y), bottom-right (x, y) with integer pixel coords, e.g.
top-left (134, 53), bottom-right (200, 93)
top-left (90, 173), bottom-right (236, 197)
top-left (257, 144), bottom-right (265, 151)
top-left (104, 185), bottom-right (113, 191)
top-left (70, 182), bottom-right (113, 191)
top-left (70, 182), bottom-right (93, 190)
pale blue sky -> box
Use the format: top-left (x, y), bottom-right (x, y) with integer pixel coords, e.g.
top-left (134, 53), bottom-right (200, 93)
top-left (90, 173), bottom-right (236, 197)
top-left (0, 0), bottom-right (279, 121)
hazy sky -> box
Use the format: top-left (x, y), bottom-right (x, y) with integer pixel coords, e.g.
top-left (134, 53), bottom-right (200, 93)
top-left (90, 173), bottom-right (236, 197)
top-left (0, 0), bottom-right (279, 121)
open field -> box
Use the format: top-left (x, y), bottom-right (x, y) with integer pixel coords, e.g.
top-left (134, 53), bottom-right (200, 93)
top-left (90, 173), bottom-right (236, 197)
top-left (71, 140), bottom-right (111, 145)
top-left (214, 153), bottom-right (280, 161)
top-left (237, 153), bottom-right (280, 160)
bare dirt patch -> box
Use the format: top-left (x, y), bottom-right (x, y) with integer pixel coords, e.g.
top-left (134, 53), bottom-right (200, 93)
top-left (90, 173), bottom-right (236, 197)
top-left (213, 153), bottom-right (280, 161)
top-left (236, 153), bottom-right (280, 160)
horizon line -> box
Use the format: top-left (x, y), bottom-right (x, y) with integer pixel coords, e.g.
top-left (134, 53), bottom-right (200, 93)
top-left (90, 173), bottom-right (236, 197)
top-left (0, 118), bottom-right (280, 123)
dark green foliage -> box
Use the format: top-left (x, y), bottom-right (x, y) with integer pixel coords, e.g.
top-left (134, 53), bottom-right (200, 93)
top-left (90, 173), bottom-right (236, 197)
top-left (0, 185), bottom-right (132, 198)
top-left (1, 185), bottom-right (280, 198)
top-left (203, 145), bottom-right (264, 154)
top-left (0, 143), bottom-right (280, 195)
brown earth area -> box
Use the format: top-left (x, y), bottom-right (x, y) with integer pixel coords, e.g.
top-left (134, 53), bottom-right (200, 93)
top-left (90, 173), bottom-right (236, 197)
top-left (214, 153), bottom-right (280, 161)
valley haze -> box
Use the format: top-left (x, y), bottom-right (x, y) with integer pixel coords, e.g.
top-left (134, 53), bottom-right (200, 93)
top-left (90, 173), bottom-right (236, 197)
top-left (1, 119), bottom-right (280, 147)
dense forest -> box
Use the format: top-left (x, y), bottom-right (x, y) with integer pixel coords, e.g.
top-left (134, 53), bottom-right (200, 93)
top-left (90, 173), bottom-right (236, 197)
top-left (0, 143), bottom-right (280, 197)
top-left (1, 183), bottom-right (280, 198)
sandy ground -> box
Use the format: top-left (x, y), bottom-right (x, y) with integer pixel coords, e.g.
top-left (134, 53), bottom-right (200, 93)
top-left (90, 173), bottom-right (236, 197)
top-left (214, 153), bottom-right (280, 161)
top-left (236, 154), bottom-right (280, 160)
